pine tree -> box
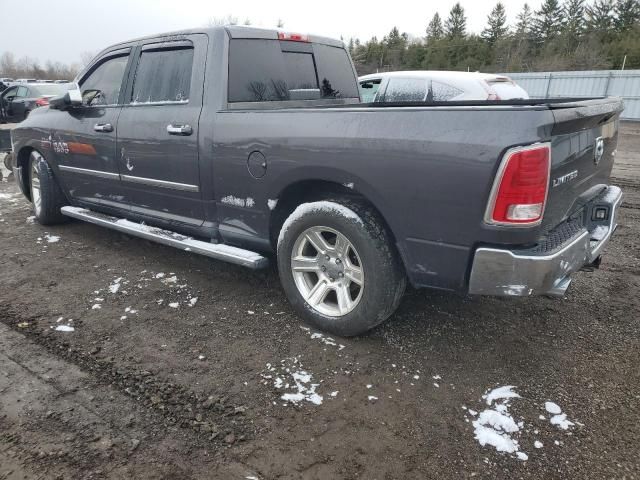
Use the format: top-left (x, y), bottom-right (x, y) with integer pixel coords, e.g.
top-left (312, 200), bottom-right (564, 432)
top-left (614, 0), bottom-right (640, 32)
top-left (586, 0), bottom-right (616, 33)
top-left (445, 3), bottom-right (467, 38)
top-left (563, 0), bottom-right (586, 37)
top-left (533, 0), bottom-right (564, 40)
top-left (482, 2), bottom-right (509, 44)
top-left (516, 3), bottom-right (534, 35)
top-left (426, 12), bottom-right (444, 41)
top-left (348, 38), bottom-right (355, 55)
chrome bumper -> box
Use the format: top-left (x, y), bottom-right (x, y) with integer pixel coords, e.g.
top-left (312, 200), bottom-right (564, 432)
top-left (469, 186), bottom-right (623, 297)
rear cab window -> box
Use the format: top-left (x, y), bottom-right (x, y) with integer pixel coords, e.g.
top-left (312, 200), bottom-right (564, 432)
top-left (227, 39), bottom-right (358, 105)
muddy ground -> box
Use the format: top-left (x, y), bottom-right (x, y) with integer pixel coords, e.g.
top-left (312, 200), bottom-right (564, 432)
top-left (0, 124), bottom-right (639, 480)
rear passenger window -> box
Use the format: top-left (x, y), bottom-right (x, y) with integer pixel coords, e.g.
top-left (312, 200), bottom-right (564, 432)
top-left (384, 78), bottom-right (427, 102)
top-left (131, 47), bottom-right (193, 103)
top-left (228, 39), bottom-right (358, 103)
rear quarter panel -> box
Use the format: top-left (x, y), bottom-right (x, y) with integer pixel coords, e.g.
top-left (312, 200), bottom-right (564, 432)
top-left (211, 106), bottom-right (557, 291)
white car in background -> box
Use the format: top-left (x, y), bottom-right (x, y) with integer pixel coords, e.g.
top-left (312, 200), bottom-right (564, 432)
top-left (358, 71), bottom-right (529, 103)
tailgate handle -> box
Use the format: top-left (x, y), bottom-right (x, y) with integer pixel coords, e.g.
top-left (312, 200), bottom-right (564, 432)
top-left (167, 124), bottom-right (193, 136)
top-left (93, 123), bottom-right (113, 133)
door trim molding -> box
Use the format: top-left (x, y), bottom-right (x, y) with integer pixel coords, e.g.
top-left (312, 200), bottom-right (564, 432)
top-left (121, 174), bottom-right (199, 192)
top-left (59, 165), bottom-right (120, 179)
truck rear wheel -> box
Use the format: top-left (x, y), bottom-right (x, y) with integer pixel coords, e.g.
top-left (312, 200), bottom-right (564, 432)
top-left (277, 199), bottom-right (406, 336)
top-left (29, 150), bottom-right (67, 225)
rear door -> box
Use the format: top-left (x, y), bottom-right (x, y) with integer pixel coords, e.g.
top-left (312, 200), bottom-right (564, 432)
top-left (53, 49), bottom-right (132, 208)
top-left (115, 35), bottom-right (207, 228)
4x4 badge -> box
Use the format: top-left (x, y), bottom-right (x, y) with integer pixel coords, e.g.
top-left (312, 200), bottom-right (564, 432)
top-left (594, 137), bottom-right (604, 165)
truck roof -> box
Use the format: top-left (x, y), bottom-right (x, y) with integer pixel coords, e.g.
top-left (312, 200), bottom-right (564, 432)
top-left (103, 25), bottom-right (344, 52)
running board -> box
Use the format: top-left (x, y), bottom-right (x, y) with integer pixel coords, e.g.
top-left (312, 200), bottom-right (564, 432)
top-left (61, 206), bottom-right (268, 269)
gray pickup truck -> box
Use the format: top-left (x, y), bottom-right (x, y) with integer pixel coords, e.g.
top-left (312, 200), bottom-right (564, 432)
top-left (9, 26), bottom-right (623, 336)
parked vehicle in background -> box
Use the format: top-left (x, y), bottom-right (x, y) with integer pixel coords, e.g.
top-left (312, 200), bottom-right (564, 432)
top-left (359, 71), bottom-right (530, 103)
top-left (1, 78), bottom-right (15, 92)
top-left (15, 78), bottom-right (38, 83)
top-left (9, 26), bottom-right (623, 336)
top-left (0, 83), bottom-right (72, 123)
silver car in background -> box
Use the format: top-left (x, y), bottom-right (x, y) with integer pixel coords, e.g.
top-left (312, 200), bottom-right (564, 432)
top-left (359, 71), bottom-right (530, 102)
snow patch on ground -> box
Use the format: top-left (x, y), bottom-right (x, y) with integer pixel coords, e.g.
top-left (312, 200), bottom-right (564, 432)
top-left (109, 277), bottom-right (123, 294)
top-left (483, 385), bottom-right (521, 405)
top-left (472, 386), bottom-right (527, 460)
top-left (55, 325), bottom-right (75, 332)
top-left (44, 233), bottom-right (60, 243)
top-left (545, 401), bottom-right (562, 415)
top-left (299, 326), bottom-right (346, 350)
top-left (550, 413), bottom-right (575, 430)
top-left (263, 358), bottom-right (323, 406)
top-left (544, 401), bottom-right (575, 430)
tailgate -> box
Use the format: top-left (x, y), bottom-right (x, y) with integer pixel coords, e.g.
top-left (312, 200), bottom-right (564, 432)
top-left (541, 97), bottom-right (624, 232)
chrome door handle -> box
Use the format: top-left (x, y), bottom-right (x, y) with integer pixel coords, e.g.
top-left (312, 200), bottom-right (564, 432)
top-left (94, 123), bottom-right (113, 133)
top-left (167, 124), bottom-right (193, 136)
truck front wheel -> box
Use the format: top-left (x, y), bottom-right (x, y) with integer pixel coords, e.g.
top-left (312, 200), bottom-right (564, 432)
top-left (29, 150), bottom-right (67, 225)
top-left (277, 199), bottom-right (406, 336)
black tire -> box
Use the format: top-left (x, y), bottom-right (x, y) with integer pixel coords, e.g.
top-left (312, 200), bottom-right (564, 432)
top-left (277, 199), bottom-right (406, 336)
top-left (29, 150), bottom-right (67, 225)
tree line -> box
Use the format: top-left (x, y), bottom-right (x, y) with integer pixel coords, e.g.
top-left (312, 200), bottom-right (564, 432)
top-left (3, 2), bottom-right (639, 81)
top-left (348, 0), bottom-right (640, 74)
top-left (0, 51), bottom-right (97, 81)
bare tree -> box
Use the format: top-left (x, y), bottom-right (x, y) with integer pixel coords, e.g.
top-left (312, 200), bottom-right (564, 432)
top-left (207, 15), bottom-right (239, 27)
top-left (80, 51), bottom-right (98, 68)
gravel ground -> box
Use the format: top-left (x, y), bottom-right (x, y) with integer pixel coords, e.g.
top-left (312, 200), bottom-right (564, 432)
top-left (0, 124), bottom-right (638, 479)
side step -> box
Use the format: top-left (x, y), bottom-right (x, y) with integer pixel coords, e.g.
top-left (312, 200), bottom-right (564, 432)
top-left (61, 206), bottom-right (268, 269)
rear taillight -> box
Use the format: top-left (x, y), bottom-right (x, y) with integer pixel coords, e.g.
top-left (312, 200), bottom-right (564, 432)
top-left (485, 143), bottom-right (551, 225)
top-left (35, 97), bottom-right (49, 107)
top-left (278, 32), bottom-right (310, 42)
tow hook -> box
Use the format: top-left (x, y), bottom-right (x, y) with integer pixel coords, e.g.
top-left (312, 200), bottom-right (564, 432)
top-left (580, 255), bottom-right (602, 272)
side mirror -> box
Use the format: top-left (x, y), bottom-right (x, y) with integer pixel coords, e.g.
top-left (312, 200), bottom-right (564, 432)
top-left (49, 85), bottom-right (82, 111)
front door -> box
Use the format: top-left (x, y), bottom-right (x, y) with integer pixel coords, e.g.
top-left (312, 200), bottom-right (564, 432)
top-left (116, 35), bottom-right (207, 228)
top-left (53, 49), bottom-right (132, 209)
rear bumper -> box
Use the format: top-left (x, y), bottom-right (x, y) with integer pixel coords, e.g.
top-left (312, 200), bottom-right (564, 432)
top-left (468, 185), bottom-right (622, 297)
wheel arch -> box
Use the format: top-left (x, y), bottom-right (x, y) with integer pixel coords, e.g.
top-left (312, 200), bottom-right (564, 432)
top-left (268, 178), bottom-right (406, 273)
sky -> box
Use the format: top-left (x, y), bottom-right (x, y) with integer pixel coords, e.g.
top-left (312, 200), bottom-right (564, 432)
top-left (1, 0), bottom-right (543, 65)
